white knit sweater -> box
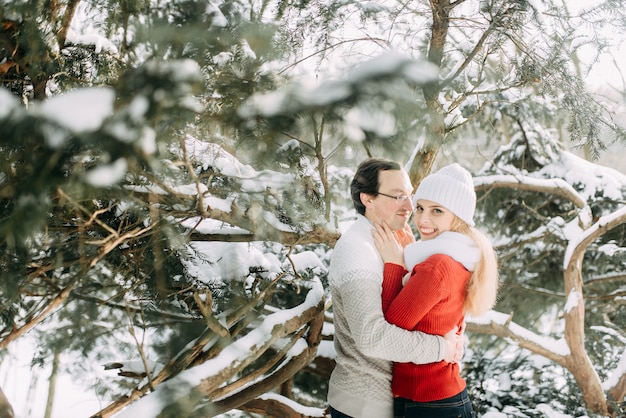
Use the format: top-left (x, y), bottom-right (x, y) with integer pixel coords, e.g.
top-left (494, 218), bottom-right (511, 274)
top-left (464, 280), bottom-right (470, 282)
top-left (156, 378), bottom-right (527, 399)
top-left (327, 215), bottom-right (445, 418)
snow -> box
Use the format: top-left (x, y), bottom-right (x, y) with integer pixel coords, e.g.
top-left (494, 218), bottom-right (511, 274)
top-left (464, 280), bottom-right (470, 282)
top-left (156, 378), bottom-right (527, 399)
top-left (287, 251), bottom-right (327, 274)
top-left (473, 174), bottom-right (584, 204)
top-left (181, 241), bottom-right (283, 284)
top-left (36, 87), bottom-right (115, 138)
top-left (85, 158), bottom-right (128, 187)
top-left (214, 52), bottom-right (233, 66)
top-left (536, 403), bottom-right (577, 418)
top-left (564, 290), bottom-right (583, 314)
top-left (544, 151), bottom-right (626, 201)
top-left (313, 341), bottom-right (335, 363)
top-left (66, 28), bottom-right (119, 54)
top-left (602, 349), bottom-right (626, 391)
top-left (0, 88), bottom-right (19, 118)
top-left (181, 217), bottom-right (248, 234)
top-left (237, 51), bottom-right (438, 121)
top-left (344, 51), bottom-right (438, 85)
top-left (205, 1), bottom-right (228, 27)
top-left (598, 242), bottom-right (626, 257)
top-left (343, 106), bottom-right (397, 138)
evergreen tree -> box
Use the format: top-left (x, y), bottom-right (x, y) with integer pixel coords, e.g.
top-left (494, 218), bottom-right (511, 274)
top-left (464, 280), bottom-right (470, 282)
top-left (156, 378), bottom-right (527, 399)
top-left (0, 0), bottom-right (625, 417)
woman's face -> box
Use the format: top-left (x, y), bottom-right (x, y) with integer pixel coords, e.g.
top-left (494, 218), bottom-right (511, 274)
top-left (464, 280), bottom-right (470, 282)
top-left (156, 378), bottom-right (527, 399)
top-left (413, 199), bottom-right (456, 241)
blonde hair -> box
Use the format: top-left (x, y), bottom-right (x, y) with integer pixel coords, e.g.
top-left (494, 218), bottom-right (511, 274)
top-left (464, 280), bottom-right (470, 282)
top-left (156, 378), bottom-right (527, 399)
top-left (452, 218), bottom-right (499, 316)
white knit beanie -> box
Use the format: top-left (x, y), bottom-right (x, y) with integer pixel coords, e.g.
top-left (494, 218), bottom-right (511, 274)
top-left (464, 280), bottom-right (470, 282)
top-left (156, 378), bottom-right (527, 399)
top-left (412, 163), bottom-right (476, 226)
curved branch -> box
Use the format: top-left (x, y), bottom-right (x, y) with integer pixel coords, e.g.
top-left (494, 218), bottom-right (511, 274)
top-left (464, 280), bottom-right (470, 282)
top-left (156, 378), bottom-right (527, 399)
top-left (564, 206), bottom-right (626, 269)
top-left (474, 174), bottom-right (587, 208)
top-left (559, 207), bottom-right (626, 415)
top-left (466, 311), bottom-right (571, 367)
top-left (0, 277), bottom-right (78, 350)
top-left (606, 354), bottom-right (626, 412)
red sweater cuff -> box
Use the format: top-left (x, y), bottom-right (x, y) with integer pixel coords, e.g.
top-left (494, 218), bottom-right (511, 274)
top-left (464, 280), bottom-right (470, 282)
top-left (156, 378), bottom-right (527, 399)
top-left (384, 262), bottom-right (407, 277)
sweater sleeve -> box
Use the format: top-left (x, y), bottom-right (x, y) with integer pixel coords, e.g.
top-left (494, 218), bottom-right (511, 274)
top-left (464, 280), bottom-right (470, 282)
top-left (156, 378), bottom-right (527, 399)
top-left (338, 274), bottom-right (445, 364)
top-left (384, 258), bottom-right (450, 331)
top-left (381, 263), bottom-right (406, 313)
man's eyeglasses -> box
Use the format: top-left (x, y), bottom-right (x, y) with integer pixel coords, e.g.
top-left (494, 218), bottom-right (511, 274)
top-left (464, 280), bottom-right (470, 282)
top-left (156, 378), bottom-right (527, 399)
top-left (377, 192), bottom-right (411, 203)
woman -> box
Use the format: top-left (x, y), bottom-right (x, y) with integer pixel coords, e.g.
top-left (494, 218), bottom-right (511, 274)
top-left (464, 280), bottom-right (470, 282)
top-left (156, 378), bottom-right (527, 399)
top-left (372, 163), bottom-right (499, 418)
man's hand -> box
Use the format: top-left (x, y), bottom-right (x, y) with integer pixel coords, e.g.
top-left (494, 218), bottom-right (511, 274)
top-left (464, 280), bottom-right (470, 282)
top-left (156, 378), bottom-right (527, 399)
top-left (442, 326), bottom-right (465, 363)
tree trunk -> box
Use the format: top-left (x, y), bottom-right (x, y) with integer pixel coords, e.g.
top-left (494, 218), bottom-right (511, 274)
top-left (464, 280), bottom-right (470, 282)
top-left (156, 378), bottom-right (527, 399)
top-left (562, 208), bottom-right (626, 416)
top-left (407, 0), bottom-right (453, 186)
top-left (43, 351), bottom-right (61, 418)
top-left (563, 255), bottom-right (609, 415)
top-left (57, 0), bottom-right (81, 47)
top-left (0, 387), bottom-right (14, 418)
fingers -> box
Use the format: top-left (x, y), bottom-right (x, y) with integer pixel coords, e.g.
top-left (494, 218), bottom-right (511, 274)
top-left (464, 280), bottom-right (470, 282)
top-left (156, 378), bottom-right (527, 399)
top-left (454, 332), bottom-right (464, 363)
top-left (393, 223), bottom-right (415, 247)
top-left (452, 348), bottom-right (464, 363)
top-left (371, 223), bottom-right (391, 252)
top-left (373, 222), bottom-right (395, 242)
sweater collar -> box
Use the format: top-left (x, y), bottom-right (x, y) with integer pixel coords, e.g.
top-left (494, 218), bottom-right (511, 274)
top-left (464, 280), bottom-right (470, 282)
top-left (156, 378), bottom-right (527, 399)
top-left (403, 231), bottom-right (480, 273)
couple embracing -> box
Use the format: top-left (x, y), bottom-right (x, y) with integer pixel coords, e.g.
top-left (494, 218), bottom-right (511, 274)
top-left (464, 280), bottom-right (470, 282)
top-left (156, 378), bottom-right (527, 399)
top-left (327, 158), bottom-right (499, 418)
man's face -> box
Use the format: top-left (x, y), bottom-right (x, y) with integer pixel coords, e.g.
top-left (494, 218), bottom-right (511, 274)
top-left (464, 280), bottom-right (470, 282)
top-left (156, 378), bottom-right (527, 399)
top-left (362, 169), bottom-right (414, 231)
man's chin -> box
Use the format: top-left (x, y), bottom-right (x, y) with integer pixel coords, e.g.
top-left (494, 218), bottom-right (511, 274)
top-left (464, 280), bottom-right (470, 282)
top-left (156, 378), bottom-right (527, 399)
top-left (390, 220), bottom-right (408, 231)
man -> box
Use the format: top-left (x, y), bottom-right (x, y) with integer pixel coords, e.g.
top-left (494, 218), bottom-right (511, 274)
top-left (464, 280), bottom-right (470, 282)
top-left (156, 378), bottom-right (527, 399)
top-left (327, 158), bottom-right (462, 418)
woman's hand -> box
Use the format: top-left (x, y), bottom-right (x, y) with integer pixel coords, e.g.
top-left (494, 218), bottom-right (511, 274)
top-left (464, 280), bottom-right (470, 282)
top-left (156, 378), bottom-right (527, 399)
top-left (372, 222), bottom-right (405, 266)
top-left (394, 223), bottom-right (415, 248)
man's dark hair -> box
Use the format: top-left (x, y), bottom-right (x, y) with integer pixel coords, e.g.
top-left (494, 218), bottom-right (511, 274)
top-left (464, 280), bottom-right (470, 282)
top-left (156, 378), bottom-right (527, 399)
top-left (350, 158), bottom-right (402, 215)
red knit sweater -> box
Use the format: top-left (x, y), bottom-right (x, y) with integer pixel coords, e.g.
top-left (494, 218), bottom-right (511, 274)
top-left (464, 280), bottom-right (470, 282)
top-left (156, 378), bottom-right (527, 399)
top-left (382, 254), bottom-right (470, 402)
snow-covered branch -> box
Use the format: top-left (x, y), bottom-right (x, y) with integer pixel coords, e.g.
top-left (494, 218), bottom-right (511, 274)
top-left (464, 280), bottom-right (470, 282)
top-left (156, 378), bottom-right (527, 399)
top-left (564, 206), bottom-right (626, 270)
top-left (233, 393), bottom-right (326, 418)
top-left (604, 351), bottom-right (626, 411)
top-left (95, 279), bottom-right (325, 418)
top-left (474, 174), bottom-right (587, 209)
top-left (466, 310), bottom-right (570, 366)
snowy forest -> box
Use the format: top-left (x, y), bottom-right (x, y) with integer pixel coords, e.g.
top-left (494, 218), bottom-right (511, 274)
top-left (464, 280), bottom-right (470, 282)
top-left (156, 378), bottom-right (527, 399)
top-left (0, 0), bottom-right (625, 417)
